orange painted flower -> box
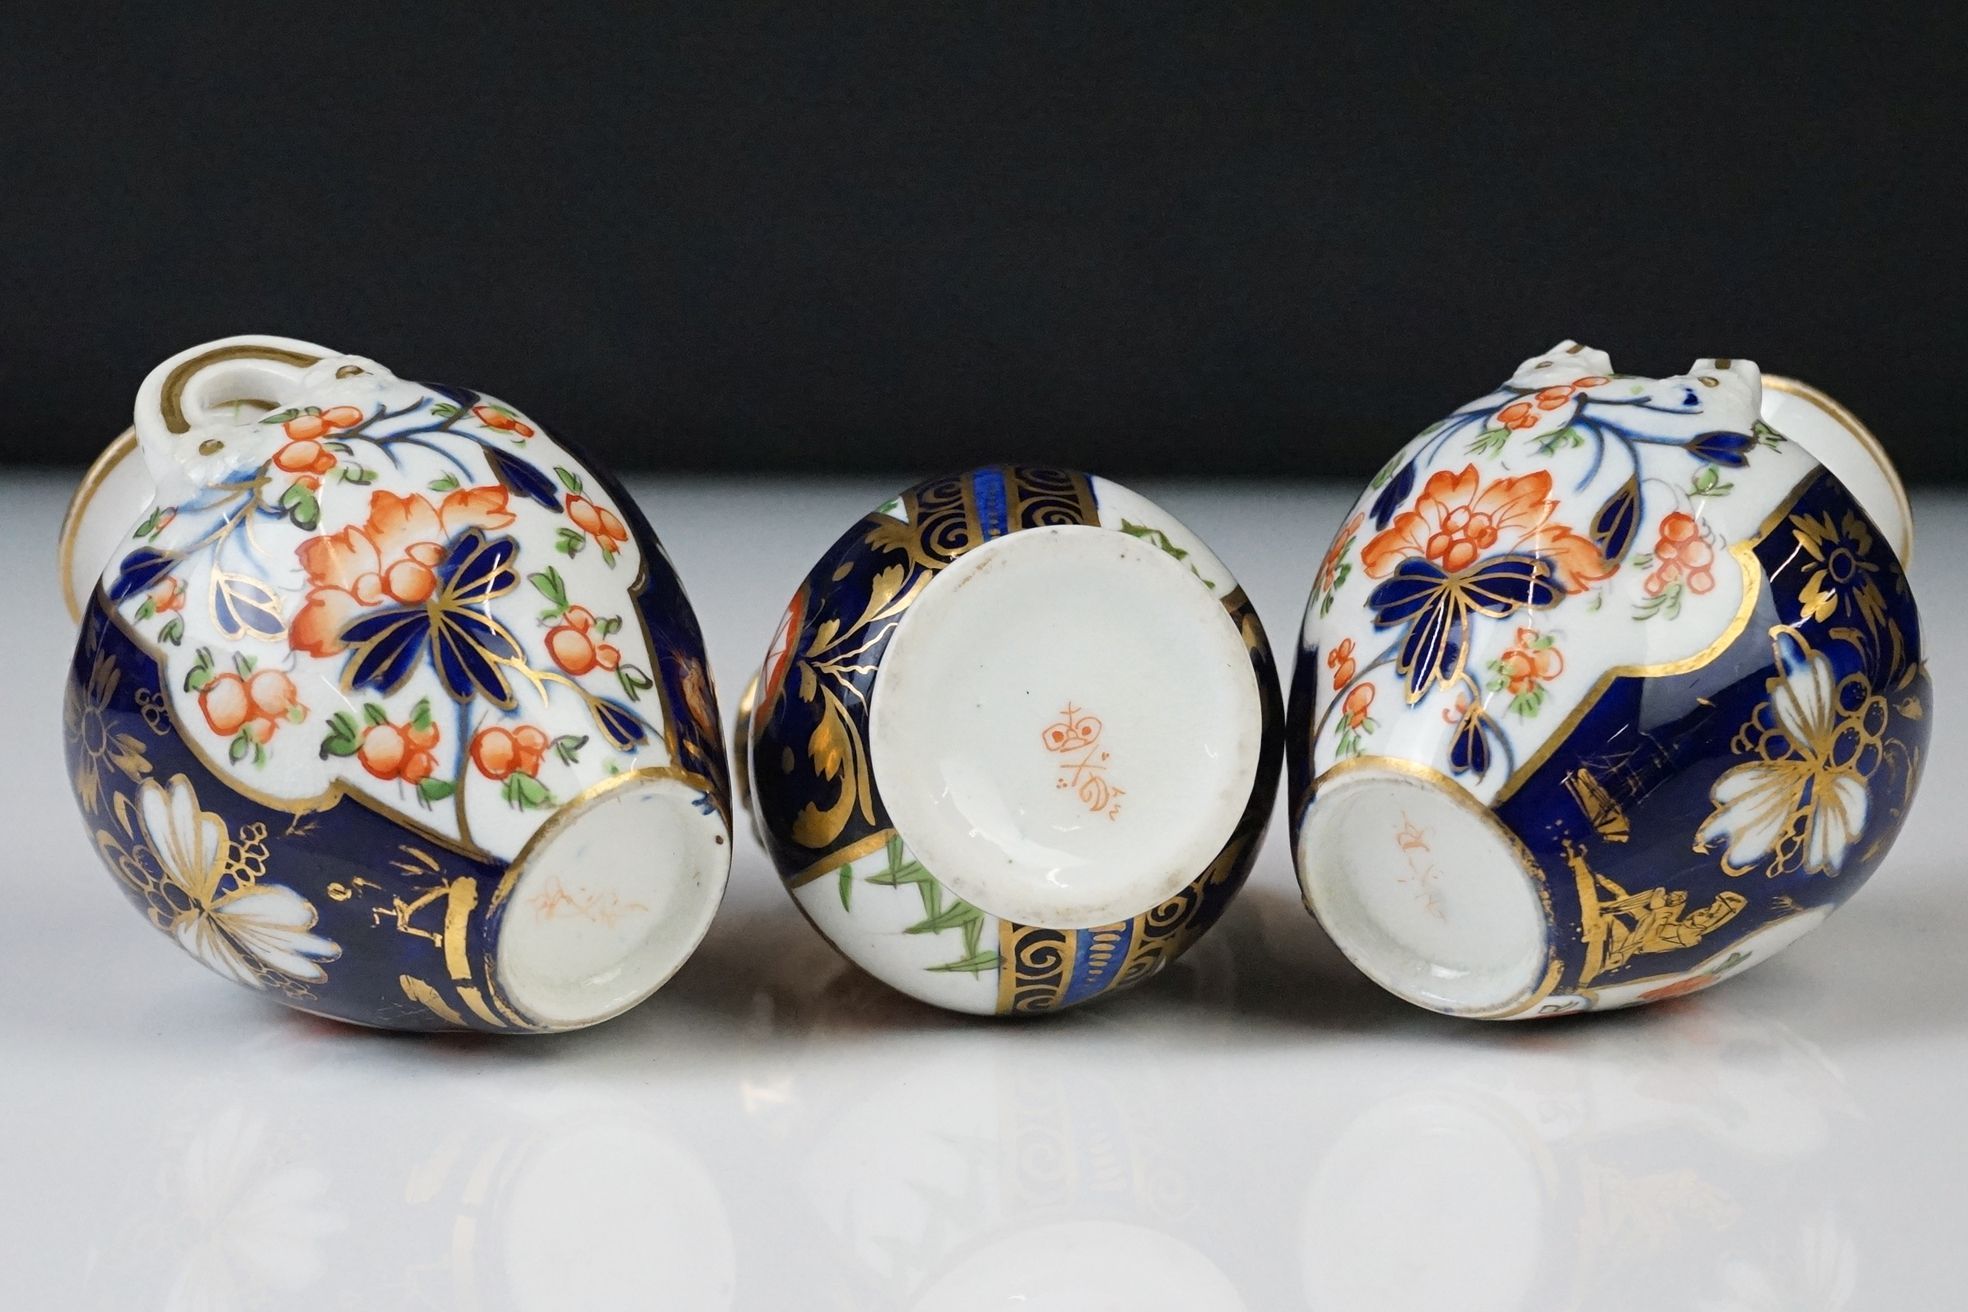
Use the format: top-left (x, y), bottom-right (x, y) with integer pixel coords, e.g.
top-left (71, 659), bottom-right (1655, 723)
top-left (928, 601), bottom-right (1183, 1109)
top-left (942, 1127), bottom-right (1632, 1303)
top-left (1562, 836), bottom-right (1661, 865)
top-left (1317, 512), bottom-right (1363, 596)
top-left (150, 576), bottom-right (186, 614)
top-left (290, 486), bottom-right (516, 656)
top-left (1497, 627), bottom-right (1563, 696)
top-left (1327, 637), bottom-right (1357, 690)
top-left (1361, 465), bottom-right (1611, 592)
top-left (1497, 400), bottom-right (1538, 431)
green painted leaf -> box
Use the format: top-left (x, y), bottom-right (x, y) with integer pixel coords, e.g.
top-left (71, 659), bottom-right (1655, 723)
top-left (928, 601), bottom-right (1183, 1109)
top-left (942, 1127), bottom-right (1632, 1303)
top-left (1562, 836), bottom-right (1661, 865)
top-left (183, 648), bottom-right (215, 693)
top-left (905, 902), bottom-right (984, 935)
top-left (926, 950), bottom-right (1002, 975)
top-left (279, 480), bottom-right (320, 530)
top-left (529, 566), bottom-right (569, 610)
top-left (1118, 520), bottom-right (1214, 587)
top-left (319, 711), bottom-right (361, 759)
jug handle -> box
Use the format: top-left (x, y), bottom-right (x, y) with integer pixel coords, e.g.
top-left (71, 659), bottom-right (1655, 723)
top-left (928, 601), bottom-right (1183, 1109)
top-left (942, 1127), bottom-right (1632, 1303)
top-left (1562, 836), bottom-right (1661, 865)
top-left (58, 334), bottom-right (336, 623)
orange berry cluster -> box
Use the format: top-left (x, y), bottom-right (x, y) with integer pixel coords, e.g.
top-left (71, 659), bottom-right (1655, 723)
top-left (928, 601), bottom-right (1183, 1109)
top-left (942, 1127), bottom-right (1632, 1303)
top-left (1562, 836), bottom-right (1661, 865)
top-left (472, 404), bottom-right (536, 438)
top-left (565, 494), bottom-right (629, 555)
top-left (200, 669), bottom-right (302, 746)
top-left (470, 725), bottom-right (550, 781)
top-left (357, 716), bottom-right (440, 786)
top-left (274, 406), bottom-right (365, 476)
top-left (1495, 376), bottom-right (1609, 431)
top-left (1645, 511), bottom-right (1716, 597)
top-left (546, 605), bottom-right (621, 675)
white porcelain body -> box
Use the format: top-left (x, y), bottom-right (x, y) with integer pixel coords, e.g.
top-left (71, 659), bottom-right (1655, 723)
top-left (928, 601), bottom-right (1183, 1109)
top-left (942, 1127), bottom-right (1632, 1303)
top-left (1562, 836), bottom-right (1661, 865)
top-left (1287, 344), bottom-right (1927, 1017)
top-left (743, 467), bottom-right (1282, 1015)
top-left (61, 336), bottom-right (732, 1031)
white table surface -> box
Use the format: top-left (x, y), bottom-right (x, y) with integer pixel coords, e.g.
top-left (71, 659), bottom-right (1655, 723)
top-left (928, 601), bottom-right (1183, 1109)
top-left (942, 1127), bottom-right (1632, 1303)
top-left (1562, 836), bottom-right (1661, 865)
top-left (2, 468), bottom-right (1961, 1311)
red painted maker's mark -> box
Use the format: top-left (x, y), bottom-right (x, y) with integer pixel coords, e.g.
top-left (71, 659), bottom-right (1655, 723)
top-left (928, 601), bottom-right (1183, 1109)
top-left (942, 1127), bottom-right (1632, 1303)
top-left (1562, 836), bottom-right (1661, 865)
top-left (1042, 704), bottom-right (1124, 820)
top-left (1393, 811), bottom-right (1445, 920)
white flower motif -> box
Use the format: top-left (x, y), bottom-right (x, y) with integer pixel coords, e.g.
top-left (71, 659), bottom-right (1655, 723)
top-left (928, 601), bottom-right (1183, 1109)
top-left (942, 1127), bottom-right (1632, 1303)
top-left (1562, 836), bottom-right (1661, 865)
top-left (1699, 631), bottom-right (1885, 877)
top-left (138, 775), bottom-right (341, 987)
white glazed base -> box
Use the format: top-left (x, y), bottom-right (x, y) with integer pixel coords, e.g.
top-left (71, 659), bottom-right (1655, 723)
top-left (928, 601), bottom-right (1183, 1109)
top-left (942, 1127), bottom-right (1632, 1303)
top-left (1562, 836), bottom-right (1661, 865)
top-left (1298, 765), bottom-right (1549, 1016)
top-left (495, 772), bottom-right (729, 1030)
top-left (869, 525), bottom-right (1262, 931)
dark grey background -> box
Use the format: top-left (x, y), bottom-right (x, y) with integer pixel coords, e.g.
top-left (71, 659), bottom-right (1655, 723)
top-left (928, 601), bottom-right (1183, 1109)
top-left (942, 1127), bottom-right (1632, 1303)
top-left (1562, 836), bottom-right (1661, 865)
top-left (4, 7), bottom-right (1963, 479)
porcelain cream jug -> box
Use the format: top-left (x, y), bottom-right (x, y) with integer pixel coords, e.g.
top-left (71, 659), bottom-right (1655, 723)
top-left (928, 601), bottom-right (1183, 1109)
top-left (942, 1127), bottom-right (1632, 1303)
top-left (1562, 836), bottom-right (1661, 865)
top-left (739, 467), bottom-right (1282, 1014)
top-left (1286, 345), bottom-right (1926, 1017)
top-left (59, 335), bottom-right (732, 1032)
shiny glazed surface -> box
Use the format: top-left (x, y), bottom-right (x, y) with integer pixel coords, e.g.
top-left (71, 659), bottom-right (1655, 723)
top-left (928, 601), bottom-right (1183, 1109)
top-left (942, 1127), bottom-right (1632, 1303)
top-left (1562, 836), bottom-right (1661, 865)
top-left (9, 473), bottom-right (1961, 1308)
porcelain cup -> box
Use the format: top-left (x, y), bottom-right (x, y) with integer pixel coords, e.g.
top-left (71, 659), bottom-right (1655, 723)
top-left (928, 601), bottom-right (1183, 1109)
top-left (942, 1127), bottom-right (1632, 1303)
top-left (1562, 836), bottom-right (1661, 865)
top-left (1287, 344), bottom-right (1927, 1017)
top-left (60, 335), bottom-right (732, 1032)
top-left (739, 466), bottom-right (1281, 1014)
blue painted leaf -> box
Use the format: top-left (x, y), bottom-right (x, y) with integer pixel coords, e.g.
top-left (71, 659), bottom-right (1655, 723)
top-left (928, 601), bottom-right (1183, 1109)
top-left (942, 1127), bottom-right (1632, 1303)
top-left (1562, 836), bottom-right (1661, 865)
top-left (109, 548), bottom-right (176, 602)
top-left (1367, 558), bottom-right (1449, 627)
top-left (1449, 705), bottom-right (1492, 777)
top-left (1458, 553), bottom-right (1564, 617)
top-left (339, 609), bottom-right (430, 695)
top-left (1369, 456), bottom-right (1418, 530)
top-left (437, 529), bottom-right (520, 604)
top-left (591, 698), bottom-right (649, 750)
top-left (485, 446), bottom-right (561, 511)
top-left (1686, 430), bottom-right (1755, 467)
top-left (1395, 586), bottom-right (1463, 702)
top-left (424, 381), bottom-right (480, 410)
top-left (1590, 477), bottom-right (1640, 562)
top-left (430, 611), bottom-right (518, 706)
top-left (211, 571), bottom-right (285, 640)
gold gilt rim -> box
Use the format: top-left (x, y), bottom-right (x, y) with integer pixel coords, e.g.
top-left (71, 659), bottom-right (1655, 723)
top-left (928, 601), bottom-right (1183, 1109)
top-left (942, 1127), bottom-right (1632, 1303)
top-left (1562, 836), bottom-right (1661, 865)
top-left (1300, 754), bottom-right (1562, 1020)
top-left (1763, 374), bottom-right (1913, 568)
top-left (489, 763), bottom-right (731, 914)
top-left (58, 428), bottom-right (141, 624)
top-left (485, 763), bottom-right (731, 1033)
top-left (157, 342), bottom-right (322, 433)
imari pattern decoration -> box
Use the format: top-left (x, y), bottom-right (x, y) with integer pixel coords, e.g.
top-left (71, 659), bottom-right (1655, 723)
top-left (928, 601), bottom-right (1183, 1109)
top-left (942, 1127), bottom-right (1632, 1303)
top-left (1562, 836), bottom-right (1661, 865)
top-left (1287, 345), bottom-right (1927, 1017)
top-left (743, 467), bottom-right (1282, 1015)
top-left (61, 336), bottom-right (731, 1032)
